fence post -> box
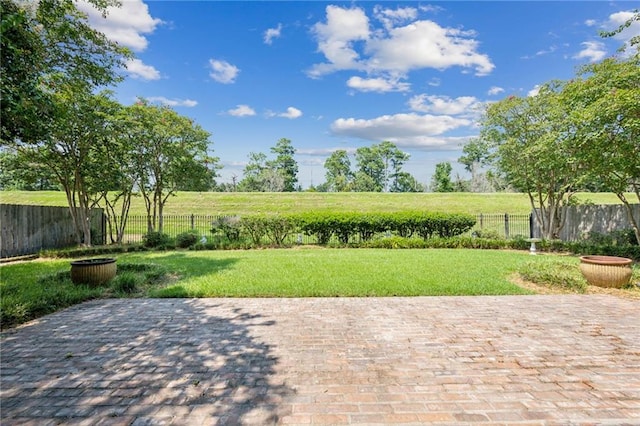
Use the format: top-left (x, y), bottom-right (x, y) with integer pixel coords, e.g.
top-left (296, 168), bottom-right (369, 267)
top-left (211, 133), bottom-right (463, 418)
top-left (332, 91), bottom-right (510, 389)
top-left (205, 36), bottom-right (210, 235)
top-left (529, 213), bottom-right (534, 238)
top-left (504, 213), bottom-right (510, 239)
top-left (190, 214), bottom-right (195, 230)
top-left (479, 213), bottom-right (484, 230)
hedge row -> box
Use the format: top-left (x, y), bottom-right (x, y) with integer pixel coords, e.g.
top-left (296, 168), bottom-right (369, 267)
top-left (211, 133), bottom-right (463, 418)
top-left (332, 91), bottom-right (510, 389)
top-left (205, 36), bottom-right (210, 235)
top-left (224, 212), bottom-right (476, 246)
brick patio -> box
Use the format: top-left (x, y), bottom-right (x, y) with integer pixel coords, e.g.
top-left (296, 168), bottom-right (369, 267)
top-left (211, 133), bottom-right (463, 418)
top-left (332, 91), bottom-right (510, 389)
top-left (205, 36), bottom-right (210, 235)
top-left (1, 296), bottom-right (639, 425)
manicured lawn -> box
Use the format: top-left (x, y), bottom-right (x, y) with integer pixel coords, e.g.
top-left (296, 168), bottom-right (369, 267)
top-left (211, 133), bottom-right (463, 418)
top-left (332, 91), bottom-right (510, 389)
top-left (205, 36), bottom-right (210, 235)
top-left (121, 249), bottom-right (534, 297)
top-left (0, 190), bottom-right (627, 215)
top-left (1, 248), bottom-right (535, 329)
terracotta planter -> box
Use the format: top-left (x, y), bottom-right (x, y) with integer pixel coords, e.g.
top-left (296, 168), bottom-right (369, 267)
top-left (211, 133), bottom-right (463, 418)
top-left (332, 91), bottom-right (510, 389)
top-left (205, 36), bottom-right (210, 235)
top-left (579, 255), bottom-right (632, 288)
top-left (70, 258), bottom-right (117, 286)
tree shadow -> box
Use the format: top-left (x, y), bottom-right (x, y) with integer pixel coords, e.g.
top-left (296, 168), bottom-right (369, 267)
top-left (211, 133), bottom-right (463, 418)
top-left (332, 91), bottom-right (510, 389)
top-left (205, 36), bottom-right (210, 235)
top-left (0, 299), bottom-right (294, 424)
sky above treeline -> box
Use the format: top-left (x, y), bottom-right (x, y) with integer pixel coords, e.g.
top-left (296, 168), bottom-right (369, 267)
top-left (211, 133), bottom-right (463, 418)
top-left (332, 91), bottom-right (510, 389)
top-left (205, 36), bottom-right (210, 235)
top-left (78, 0), bottom-right (640, 188)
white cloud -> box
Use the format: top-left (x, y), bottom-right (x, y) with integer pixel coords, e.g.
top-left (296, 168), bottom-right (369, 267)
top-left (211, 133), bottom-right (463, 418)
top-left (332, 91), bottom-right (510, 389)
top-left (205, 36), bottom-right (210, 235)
top-left (308, 6), bottom-right (370, 78)
top-left (267, 107), bottom-right (303, 119)
top-left (373, 5), bottom-right (417, 30)
top-left (76, 0), bottom-right (163, 52)
top-left (346, 76), bottom-right (410, 93)
top-left (125, 58), bottom-right (160, 80)
top-left (585, 19), bottom-right (597, 27)
top-left (573, 41), bottom-right (607, 62)
top-left (209, 59), bottom-right (240, 83)
top-left (228, 105), bottom-right (256, 117)
top-left (604, 11), bottom-right (640, 51)
top-left (264, 23), bottom-right (283, 45)
top-left (330, 113), bottom-right (471, 147)
top-left (428, 77), bottom-right (441, 87)
top-left (408, 95), bottom-right (482, 115)
top-left (146, 97), bottom-right (197, 107)
top-left (308, 5), bottom-right (494, 78)
top-left (487, 86), bottom-right (504, 96)
top-left (528, 85), bottom-right (541, 97)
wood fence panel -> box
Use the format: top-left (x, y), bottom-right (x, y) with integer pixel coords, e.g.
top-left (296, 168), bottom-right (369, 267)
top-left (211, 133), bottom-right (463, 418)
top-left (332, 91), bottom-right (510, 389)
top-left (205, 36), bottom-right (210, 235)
top-left (531, 204), bottom-right (640, 241)
top-left (1, 204), bottom-right (104, 258)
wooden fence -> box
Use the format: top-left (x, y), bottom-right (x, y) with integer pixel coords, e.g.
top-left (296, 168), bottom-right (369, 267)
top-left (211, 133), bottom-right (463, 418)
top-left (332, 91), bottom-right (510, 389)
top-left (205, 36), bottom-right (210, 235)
top-left (531, 204), bottom-right (640, 241)
top-left (1, 204), bottom-right (105, 258)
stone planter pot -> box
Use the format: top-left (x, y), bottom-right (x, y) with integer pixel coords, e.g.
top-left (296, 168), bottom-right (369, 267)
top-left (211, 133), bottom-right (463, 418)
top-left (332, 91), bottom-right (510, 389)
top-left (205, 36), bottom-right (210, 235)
top-left (579, 255), bottom-right (632, 288)
top-left (70, 258), bottom-right (117, 286)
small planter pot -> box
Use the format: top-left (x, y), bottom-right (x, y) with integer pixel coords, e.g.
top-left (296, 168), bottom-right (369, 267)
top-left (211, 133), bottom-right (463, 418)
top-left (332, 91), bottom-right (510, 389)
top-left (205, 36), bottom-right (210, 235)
top-left (70, 258), bottom-right (117, 286)
top-left (579, 255), bottom-right (633, 289)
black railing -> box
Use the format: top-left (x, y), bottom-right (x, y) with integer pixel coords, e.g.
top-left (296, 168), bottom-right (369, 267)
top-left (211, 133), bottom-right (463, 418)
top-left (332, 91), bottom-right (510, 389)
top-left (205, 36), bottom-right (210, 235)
top-left (112, 213), bottom-right (532, 245)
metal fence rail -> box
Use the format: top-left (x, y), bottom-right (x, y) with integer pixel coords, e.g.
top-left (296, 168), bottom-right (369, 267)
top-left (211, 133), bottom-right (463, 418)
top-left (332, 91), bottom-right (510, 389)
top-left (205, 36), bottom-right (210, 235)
top-left (113, 213), bottom-right (532, 245)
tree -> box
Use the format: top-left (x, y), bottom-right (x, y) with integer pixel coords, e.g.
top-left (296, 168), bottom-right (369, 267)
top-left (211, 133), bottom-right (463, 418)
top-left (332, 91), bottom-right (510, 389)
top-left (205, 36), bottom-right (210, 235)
top-left (565, 55), bottom-right (640, 243)
top-left (24, 87), bottom-right (122, 246)
top-left (269, 138), bottom-right (298, 192)
top-left (458, 138), bottom-right (496, 192)
top-left (392, 172), bottom-right (424, 192)
top-left (1, 0), bottom-right (51, 144)
top-left (129, 101), bottom-right (212, 233)
top-left (481, 84), bottom-right (580, 239)
top-left (238, 152), bottom-right (269, 192)
top-left (324, 150), bottom-right (352, 192)
top-left (430, 162), bottom-right (454, 192)
top-left (600, 9), bottom-right (639, 52)
top-left (0, 0), bottom-right (130, 146)
top-left (0, 149), bottom-right (58, 190)
top-left (355, 146), bottom-right (384, 192)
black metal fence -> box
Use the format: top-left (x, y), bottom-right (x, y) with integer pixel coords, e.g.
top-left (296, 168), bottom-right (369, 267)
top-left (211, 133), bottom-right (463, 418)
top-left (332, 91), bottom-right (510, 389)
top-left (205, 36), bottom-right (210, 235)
top-left (113, 213), bottom-right (532, 245)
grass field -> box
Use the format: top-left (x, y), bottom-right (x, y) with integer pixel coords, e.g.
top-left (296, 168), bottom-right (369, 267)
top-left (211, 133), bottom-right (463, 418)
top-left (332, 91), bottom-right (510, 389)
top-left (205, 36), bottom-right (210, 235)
top-left (0, 248), bottom-right (536, 328)
top-left (0, 190), bottom-right (626, 215)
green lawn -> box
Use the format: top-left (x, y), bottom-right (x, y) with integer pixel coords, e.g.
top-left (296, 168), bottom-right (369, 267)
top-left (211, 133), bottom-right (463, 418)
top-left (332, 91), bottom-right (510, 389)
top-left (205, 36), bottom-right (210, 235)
top-left (1, 248), bottom-right (535, 329)
top-left (0, 190), bottom-right (626, 215)
top-left (122, 249), bottom-right (534, 297)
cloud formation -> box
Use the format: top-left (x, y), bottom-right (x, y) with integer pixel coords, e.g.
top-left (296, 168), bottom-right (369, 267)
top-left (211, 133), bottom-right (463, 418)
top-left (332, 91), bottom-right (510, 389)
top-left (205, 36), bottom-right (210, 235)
top-left (77, 0), bottom-right (163, 81)
top-left (487, 86), bottom-right (504, 96)
top-left (76, 0), bottom-right (163, 52)
top-left (330, 113), bottom-right (471, 150)
top-left (125, 58), bottom-right (160, 80)
top-left (209, 59), bottom-right (240, 83)
top-left (228, 105), bottom-right (256, 117)
top-left (308, 5), bottom-right (494, 81)
top-left (146, 97), bottom-right (197, 107)
top-left (408, 95), bottom-right (482, 116)
top-left (264, 24), bottom-right (283, 44)
top-left (573, 41), bottom-right (607, 62)
top-left (346, 76), bottom-right (410, 93)
top-left (267, 107), bottom-right (303, 119)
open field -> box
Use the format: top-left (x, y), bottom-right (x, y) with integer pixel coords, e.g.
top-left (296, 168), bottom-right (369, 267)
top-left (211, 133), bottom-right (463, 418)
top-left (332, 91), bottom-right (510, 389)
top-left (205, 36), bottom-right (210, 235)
top-left (0, 191), bottom-right (627, 215)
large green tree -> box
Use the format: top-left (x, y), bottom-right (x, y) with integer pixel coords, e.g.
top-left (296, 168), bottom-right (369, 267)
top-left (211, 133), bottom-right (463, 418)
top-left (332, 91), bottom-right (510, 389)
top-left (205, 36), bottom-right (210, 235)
top-left (269, 138), bottom-right (298, 192)
top-left (0, 0), bottom-right (130, 146)
top-left (26, 87), bottom-right (122, 246)
top-left (481, 83), bottom-right (580, 239)
top-left (128, 101), bottom-right (213, 233)
top-left (565, 55), bottom-right (640, 243)
top-left (430, 162), bottom-right (454, 193)
top-left (324, 150), bottom-right (352, 192)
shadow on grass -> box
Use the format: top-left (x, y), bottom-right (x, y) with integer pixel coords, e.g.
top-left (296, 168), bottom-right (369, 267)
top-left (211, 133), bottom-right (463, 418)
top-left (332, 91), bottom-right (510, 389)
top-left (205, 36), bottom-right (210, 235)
top-left (123, 252), bottom-right (241, 297)
top-left (0, 299), bottom-right (293, 424)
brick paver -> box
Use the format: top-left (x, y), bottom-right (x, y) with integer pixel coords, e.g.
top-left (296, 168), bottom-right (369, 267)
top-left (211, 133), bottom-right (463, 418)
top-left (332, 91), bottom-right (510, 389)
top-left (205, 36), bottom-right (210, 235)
top-left (1, 296), bottom-right (639, 425)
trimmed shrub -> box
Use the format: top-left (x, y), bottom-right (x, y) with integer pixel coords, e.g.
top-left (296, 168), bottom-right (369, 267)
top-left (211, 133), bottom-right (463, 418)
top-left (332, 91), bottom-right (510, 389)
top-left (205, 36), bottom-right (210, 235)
top-left (142, 231), bottom-right (173, 249)
top-left (175, 230), bottom-right (200, 248)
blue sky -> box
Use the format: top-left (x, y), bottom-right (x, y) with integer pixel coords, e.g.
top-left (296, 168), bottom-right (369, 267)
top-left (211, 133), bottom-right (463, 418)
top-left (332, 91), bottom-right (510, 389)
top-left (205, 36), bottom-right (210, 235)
top-left (78, 1), bottom-right (640, 189)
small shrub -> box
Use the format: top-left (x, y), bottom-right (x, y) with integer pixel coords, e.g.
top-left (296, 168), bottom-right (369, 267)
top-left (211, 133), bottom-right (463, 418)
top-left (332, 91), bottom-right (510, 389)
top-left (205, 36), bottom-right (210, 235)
top-left (211, 216), bottom-right (242, 241)
top-left (142, 231), bottom-right (173, 249)
top-left (111, 272), bottom-right (139, 294)
top-left (175, 231), bottom-right (200, 248)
